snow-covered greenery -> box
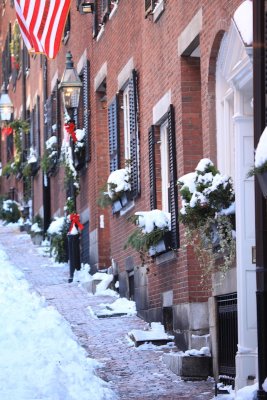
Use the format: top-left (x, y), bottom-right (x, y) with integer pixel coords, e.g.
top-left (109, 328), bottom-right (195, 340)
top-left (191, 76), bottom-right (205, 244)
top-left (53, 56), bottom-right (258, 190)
top-left (125, 210), bottom-right (171, 261)
top-left (47, 216), bottom-right (69, 263)
top-left (248, 126), bottom-right (267, 176)
top-left (0, 199), bottom-right (21, 223)
top-left (178, 158), bottom-right (236, 281)
top-left (98, 167), bottom-right (131, 209)
top-left (61, 128), bottom-right (80, 193)
top-left (41, 136), bottom-right (58, 175)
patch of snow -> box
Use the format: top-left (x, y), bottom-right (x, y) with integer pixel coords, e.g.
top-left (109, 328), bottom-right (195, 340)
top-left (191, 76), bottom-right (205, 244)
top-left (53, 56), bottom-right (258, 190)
top-left (46, 135), bottom-right (57, 149)
top-left (177, 172), bottom-right (197, 193)
top-left (47, 217), bottom-right (65, 235)
top-left (255, 126), bottom-right (267, 169)
top-left (73, 264), bottom-right (92, 284)
top-left (135, 209), bottom-right (171, 234)
top-left (98, 297), bottom-right (136, 316)
top-left (107, 168), bottom-right (130, 198)
top-left (95, 274), bottom-right (114, 294)
top-left (76, 128), bottom-right (85, 141)
top-left (129, 322), bottom-right (174, 343)
top-left (234, 0), bottom-right (253, 46)
top-left (196, 158), bottom-right (214, 172)
top-left (184, 346), bottom-right (211, 357)
top-left (30, 222), bottom-right (42, 233)
top-left (218, 202), bottom-right (236, 216)
top-left (263, 378), bottom-right (267, 392)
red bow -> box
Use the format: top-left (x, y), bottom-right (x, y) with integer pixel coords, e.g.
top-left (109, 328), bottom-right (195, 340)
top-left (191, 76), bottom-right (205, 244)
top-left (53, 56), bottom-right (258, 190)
top-left (65, 122), bottom-right (77, 143)
top-left (2, 127), bottom-right (13, 136)
top-left (69, 213), bottom-right (84, 233)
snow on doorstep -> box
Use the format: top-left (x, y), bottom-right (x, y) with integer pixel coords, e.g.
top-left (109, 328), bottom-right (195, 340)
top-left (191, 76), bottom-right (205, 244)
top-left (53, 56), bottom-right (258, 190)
top-left (128, 322), bottom-right (174, 342)
top-left (255, 126), bottom-right (267, 169)
top-left (0, 246), bottom-right (115, 400)
top-left (47, 217), bottom-right (65, 235)
top-left (107, 168), bottom-right (130, 198)
top-left (135, 209), bottom-right (171, 234)
top-left (233, 0), bottom-right (253, 46)
top-left (97, 297), bottom-right (136, 316)
top-left (95, 274), bottom-right (114, 294)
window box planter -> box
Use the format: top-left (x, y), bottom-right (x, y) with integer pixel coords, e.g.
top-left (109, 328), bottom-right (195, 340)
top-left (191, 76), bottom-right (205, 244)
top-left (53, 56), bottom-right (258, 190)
top-left (149, 230), bottom-right (172, 256)
top-left (256, 171), bottom-right (267, 198)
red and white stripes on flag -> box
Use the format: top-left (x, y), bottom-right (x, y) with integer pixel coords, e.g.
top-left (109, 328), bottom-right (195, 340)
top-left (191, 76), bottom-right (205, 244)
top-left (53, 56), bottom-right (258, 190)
top-left (14, 0), bottom-right (71, 59)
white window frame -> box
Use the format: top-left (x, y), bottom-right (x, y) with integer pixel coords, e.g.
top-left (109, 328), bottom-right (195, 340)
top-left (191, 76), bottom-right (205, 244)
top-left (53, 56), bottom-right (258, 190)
top-left (160, 120), bottom-right (170, 213)
top-left (123, 85), bottom-right (131, 163)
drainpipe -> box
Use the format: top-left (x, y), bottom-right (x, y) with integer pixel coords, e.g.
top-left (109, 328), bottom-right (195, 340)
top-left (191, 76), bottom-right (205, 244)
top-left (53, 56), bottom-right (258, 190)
top-left (253, 1), bottom-right (267, 399)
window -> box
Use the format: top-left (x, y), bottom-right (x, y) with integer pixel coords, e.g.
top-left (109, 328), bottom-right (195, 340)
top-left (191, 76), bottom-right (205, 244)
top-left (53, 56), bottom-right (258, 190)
top-left (148, 105), bottom-right (179, 249)
top-left (2, 23), bottom-right (12, 88)
top-left (63, 12), bottom-right (71, 43)
top-left (76, 60), bottom-right (91, 165)
top-left (160, 120), bottom-right (170, 213)
top-left (108, 69), bottom-right (140, 199)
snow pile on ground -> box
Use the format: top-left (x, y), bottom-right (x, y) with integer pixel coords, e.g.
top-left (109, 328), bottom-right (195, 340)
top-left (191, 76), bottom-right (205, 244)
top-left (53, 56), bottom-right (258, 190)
top-left (97, 297), bottom-right (136, 317)
top-left (0, 246), bottom-right (115, 400)
top-left (212, 382), bottom-right (258, 400)
top-left (73, 263), bottom-right (92, 283)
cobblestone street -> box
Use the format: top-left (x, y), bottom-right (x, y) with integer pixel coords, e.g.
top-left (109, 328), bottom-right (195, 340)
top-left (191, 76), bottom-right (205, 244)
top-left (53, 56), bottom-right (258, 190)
top-left (0, 225), bottom-right (215, 400)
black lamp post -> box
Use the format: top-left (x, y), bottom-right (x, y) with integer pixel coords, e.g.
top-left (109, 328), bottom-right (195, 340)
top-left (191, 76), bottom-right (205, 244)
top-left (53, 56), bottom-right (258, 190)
top-left (59, 52), bottom-right (82, 283)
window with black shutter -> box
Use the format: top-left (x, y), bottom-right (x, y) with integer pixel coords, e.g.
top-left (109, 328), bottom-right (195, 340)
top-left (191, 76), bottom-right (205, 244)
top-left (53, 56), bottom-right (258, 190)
top-left (145, 0), bottom-right (155, 17)
top-left (6, 132), bottom-right (14, 162)
top-left (51, 82), bottom-right (61, 155)
top-left (2, 23), bottom-right (12, 88)
top-left (32, 96), bottom-right (41, 159)
top-left (76, 60), bottom-right (91, 166)
top-left (128, 69), bottom-right (140, 198)
top-left (63, 12), bottom-right (71, 43)
top-left (148, 105), bottom-right (179, 250)
top-left (108, 95), bottom-right (120, 172)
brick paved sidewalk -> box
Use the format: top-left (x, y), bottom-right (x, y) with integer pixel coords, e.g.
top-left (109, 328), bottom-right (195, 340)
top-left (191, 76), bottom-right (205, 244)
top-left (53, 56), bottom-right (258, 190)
top-left (0, 225), bottom-right (215, 400)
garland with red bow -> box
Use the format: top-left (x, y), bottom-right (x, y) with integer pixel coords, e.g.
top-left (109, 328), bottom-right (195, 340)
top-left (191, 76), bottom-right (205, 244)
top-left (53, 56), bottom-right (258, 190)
top-left (69, 213), bottom-right (84, 233)
top-left (65, 121), bottom-right (77, 143)
top-left (2, 127), bottom-right (13, 136)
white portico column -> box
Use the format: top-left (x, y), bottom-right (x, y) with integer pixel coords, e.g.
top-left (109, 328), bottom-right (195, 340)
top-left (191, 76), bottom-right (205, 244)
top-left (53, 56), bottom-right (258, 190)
top-left (234, 111), bottom-right (257, 390)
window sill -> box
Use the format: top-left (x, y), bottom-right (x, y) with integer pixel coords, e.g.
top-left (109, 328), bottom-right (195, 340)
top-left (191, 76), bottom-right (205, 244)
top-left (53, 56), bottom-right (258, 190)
top-left (120, 200), bottom-right (135, 216)
top-left (155, 250), bottom-right (176, 266)
top-left (109, 2), bottom-right (118, 20)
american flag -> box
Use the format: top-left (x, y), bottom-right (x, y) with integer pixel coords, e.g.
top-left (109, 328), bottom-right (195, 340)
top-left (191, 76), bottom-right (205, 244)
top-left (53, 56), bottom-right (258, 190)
top-left (14, 0), bottom-right (71, 59)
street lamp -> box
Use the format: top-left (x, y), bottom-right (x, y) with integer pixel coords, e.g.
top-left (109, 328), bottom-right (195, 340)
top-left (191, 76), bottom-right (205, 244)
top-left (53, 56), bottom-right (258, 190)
top-left (59, 51), bottom-right (82, 117)
top-left (59, 52), bottom-right (82, 282)
top-left (0, 85), bottom-right (14, 122)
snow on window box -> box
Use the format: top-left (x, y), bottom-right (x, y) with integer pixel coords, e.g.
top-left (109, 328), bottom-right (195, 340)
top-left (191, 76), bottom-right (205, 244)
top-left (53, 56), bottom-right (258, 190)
top-left (125, 209), bottom-right (172, 261)
top-left (178, 159), bottom-right (236, 281)
top-left (98, 167), bottom-right (131, 213)
top-left (248, 126), bottom-right (267, 197)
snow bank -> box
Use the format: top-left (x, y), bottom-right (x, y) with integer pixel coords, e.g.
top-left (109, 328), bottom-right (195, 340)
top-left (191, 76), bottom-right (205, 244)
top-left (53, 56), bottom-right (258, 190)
top-left (95, 274), bottom-right (114, 295)
top-left (0, 246), bottom-right (115, 400)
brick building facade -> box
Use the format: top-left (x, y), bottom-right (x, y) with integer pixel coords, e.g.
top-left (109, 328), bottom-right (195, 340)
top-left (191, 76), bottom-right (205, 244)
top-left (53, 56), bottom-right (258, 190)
top-left (0, 0), bottom-right (257, 388)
